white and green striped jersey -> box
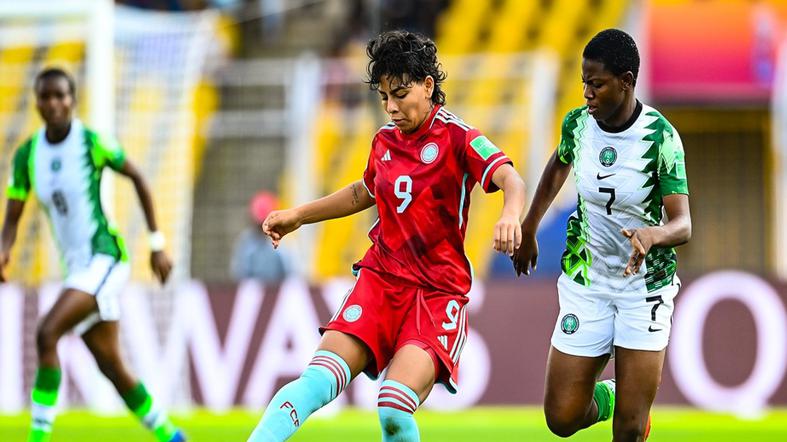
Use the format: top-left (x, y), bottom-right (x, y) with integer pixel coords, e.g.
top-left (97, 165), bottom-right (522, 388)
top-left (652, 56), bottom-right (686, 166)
top-left (556, 103), bottom-right (688, 293)
top-left (7, 119), bottom-right (128, 273)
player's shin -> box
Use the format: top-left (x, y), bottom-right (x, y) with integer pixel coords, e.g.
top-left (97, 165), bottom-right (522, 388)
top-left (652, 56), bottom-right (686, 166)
top-left (28, 367), bottom-right (61, 442)
top-left (377, 380), bottom-right (421, 442)
top-left (248, 350), bottom-right (352, 442)
top-left (121, 382), bottom-right (184, 442)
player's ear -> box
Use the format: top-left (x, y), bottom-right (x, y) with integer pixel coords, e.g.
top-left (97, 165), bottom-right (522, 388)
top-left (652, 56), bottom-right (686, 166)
top-left (423, 75), bottom-right (434, 100)
top-left (620, 71), bottom-right (634, 91)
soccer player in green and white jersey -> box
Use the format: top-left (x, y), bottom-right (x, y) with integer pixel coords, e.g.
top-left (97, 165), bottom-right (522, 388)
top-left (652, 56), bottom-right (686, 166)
top-left (513, 29), bottom-right (691, 441)
top-left (0, 68), bottom-right (186, 442)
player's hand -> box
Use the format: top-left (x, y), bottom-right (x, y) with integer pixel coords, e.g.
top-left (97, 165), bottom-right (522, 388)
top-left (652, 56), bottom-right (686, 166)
top-left (622, 227), bottom-right (655, 276)
top-left (493, 213), bottom-right (521, 256)
top-left (512, 230), bottom-right (538, 276)
top-left (0, 250), bottom-right (9, 282)
top-left (150, 250), bottom-right (173, 284)
top-left (262, 209), bottom-right (302, 249)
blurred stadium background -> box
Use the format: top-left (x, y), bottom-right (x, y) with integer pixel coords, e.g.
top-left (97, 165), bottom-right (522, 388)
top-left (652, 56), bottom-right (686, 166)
top-left (0, 0), bottom-right (786, 440)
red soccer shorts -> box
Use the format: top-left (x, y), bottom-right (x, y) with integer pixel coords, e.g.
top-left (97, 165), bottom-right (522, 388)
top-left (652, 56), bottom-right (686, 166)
top-left (321, 267), bottom-right (469, 393)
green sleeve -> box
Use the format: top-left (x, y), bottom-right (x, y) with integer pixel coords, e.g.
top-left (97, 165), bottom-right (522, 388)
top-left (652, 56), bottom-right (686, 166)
top-left (86, 129), bottom-right (126, 171)
top-left (556, 107), bottom-right (585, 165)
top-left (658, 126), bottom-right (689, 196)
top-left (6, 138), bottom-right (34, 201)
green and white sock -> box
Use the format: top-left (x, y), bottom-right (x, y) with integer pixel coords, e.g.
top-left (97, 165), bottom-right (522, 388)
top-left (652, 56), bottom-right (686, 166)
top-left (28, 367), bottom-right (62, 442)
top-left (593, 379), bottom-right (616, 423)
top-left (121, 383), bottom-right (179, 442)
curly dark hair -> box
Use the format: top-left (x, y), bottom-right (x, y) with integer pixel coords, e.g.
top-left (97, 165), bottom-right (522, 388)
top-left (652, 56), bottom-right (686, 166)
top-left (35, 67), bottom-right (76, 96)
top-left (365, 30), bottom-right (446, 105)
top-left (583, 29), bottom-right (640, 85)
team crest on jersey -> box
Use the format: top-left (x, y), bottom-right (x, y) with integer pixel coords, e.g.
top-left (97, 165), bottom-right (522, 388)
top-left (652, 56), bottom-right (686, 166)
top-left (342, 305), bottom-right (363, 323)
top-left (599, 146), bottom-right (617, 167)
top-left (420, 143), bottom-right (439, 164)
top-left (51, 158), bottom-right (62, 172)
top-left (561, 314), bottom-right (579, 334)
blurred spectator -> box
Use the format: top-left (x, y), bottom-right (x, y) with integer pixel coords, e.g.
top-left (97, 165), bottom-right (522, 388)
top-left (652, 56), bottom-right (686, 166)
top-left (230, 191), bottom-right (291, 284)
top-left (324, 37), bottom-right (366, 109)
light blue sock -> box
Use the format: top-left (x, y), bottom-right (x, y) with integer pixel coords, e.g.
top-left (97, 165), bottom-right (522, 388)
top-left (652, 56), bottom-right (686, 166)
top-left (377, 380), bottom-right (421, 442)
top-left (247, 351), bottom-right (351, 442)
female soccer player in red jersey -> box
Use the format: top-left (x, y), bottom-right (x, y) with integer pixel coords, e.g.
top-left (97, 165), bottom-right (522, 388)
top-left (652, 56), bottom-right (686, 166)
top-left (248, 30), bottom-right (526, 442)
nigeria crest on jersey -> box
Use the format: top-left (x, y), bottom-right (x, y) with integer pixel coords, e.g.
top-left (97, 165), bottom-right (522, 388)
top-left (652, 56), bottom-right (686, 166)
top-left (599, 146), bottom-right (617, 167)
top-left (561, 314), bottom-right (579, 334)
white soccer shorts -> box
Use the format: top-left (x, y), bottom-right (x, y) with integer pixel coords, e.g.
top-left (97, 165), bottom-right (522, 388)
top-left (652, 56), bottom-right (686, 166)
top-left (64, 254), bottom-right (130, 335)
top-left (550, 272), bottom-right (680, 357)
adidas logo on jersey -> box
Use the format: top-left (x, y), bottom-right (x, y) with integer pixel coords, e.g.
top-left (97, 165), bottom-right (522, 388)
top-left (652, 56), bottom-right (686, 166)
top-left (382, 149), bottom-right (392, 161)
top-left (438, 335), bottom-right (448, 350)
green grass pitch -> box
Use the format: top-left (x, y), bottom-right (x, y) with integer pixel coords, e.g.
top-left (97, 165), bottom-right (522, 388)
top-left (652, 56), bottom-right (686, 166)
top-left (1, 407), bottom-right (786, 441)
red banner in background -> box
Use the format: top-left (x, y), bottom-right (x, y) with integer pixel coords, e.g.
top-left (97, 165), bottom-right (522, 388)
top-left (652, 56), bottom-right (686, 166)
top-left (647, 1), bottom-right (787, 103)
top-left (0, 271), bottom-right (785, 414)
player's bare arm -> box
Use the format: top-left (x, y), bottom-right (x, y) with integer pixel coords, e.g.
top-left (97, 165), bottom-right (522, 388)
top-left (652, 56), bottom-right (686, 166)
top-left (263, 180), bottom-right (374, 248)
top-left (116, 160), bottom-right (172, 284)
top-left (513, 151), bottom-right (572, 276)
top-left (491, 163), bottom-right (526, 256)
top-left (623, 193), bottom-right (691, 276)
top-left (0, 199), bottom-right (25, 282)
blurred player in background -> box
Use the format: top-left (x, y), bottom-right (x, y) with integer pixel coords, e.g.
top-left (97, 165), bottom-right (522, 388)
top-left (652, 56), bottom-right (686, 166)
top-left (0, 68), bottom-right (185, 442)
top-left (513, 29), bottom-right (691, 441)
top-left (250, 30), bottom-right (526, 442)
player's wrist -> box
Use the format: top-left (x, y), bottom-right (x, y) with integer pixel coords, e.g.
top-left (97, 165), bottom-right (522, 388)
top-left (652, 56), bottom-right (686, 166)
top-left (645, 226), bottom-right (664, 247)
top-left (149, 231), bottom-right (166, 252)
top-left (521, 218), bottom-right (539, 235)
top-left (293, 206), bottom-right (312, 225)
top-left (500, 206), bottom-right (520, 219)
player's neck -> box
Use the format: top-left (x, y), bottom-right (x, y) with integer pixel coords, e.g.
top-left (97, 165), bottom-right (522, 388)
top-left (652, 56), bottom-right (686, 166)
top-left (45, 121), bottom-right (72, 144)
top-left (598, 98), bottom-right (641, 133)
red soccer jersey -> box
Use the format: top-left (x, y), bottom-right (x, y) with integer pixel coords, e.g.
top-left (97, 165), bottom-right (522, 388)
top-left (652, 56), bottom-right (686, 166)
top-left (356, 105), bottom-right (513, 294)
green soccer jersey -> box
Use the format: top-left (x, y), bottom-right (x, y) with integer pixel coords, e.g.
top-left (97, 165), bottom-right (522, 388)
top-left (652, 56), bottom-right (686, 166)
top-left (7, 119), bottom-right (128, 273)
top-left (557, 103), bottom-right (689, 293)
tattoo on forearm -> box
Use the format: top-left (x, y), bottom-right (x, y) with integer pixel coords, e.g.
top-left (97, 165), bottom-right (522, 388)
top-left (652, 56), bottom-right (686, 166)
top-left (351, 183), bottom-right (361, 206)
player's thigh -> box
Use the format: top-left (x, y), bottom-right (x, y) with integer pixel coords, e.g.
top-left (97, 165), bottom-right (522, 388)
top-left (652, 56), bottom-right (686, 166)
top-left (68, 255), bottom-right (130, 335)
top-left (613, 347), bottom-right (665, 423)
top-left (384, 344), bottom-right (437, 403)
top-left (39, 288), bottom-right (98, 340)
top-left (394, 290), bottom-right (468, 394)
top-left (318, 330), bottom-right (373, 378)
top-left (544, 346), bottom-right (610, 415)
top-left (322, 268), bottom-right (415, 379)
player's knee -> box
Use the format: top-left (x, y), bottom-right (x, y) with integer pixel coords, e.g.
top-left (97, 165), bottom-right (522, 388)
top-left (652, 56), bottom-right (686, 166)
top-left (613, 424), bottom-right (647, 442)
top-left (544, 405), bottom-right (582, 438)
top-left (613, 413), bottom-right (648, 442)
top-left (35, 321), bottom-right (60, 355)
